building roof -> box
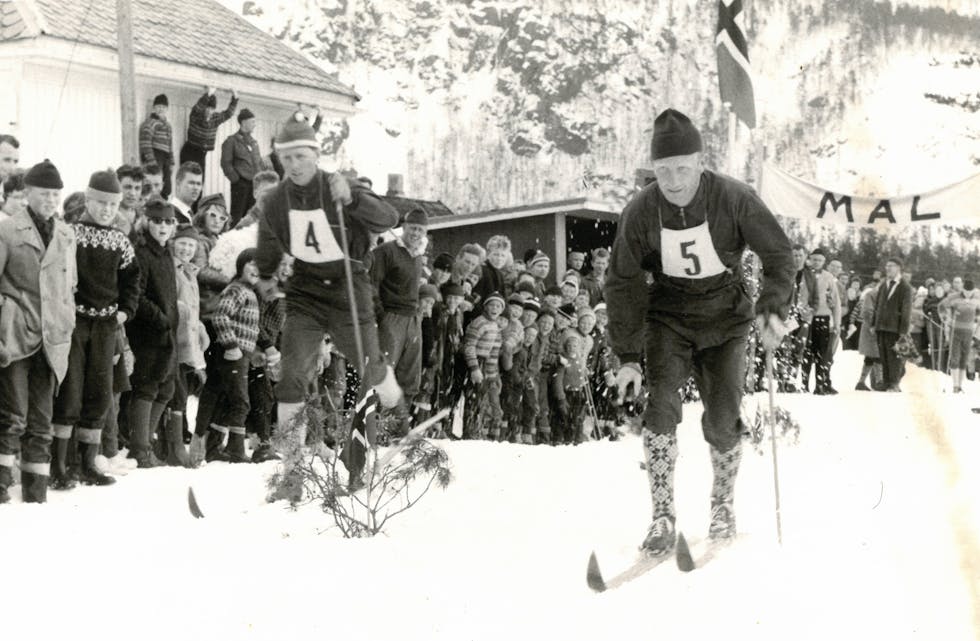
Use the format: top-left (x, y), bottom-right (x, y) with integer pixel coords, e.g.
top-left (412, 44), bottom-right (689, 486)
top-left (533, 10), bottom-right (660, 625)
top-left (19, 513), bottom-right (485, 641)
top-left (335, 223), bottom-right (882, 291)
top-left (381, 195), bottom-right (456, 220)
top-left (0, 0), bottom-right (357, 99)
top-left (426, 198), bottom-right (620, 230)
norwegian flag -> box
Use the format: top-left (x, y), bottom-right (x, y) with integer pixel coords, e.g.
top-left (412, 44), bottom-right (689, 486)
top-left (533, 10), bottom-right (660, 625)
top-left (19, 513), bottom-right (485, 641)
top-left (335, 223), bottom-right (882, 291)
top-left (344, 389), bottom-right (380, 478)
top-left (716, 0), bottom-right (757, 128)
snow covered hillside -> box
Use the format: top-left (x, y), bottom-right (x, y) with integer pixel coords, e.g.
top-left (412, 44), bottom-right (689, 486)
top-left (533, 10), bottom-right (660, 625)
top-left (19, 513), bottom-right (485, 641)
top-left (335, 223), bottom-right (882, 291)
top-left (4, 351), bottom-right (977, 640)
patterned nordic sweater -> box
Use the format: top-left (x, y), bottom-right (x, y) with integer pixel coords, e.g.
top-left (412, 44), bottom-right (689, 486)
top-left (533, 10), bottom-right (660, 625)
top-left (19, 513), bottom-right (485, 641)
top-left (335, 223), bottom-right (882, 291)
top-left (463, 313), bottom-right (502, 377)
top-left (212, 279), bottom-right (259, 355)
top-left (138, 114), bottom-right (172, 162)
top-left (72, 221), bottom-right (141, 319)
top-left (186, 92), bottom-right (238, 151)
top-left (256, 295), bottom-right (286, 351)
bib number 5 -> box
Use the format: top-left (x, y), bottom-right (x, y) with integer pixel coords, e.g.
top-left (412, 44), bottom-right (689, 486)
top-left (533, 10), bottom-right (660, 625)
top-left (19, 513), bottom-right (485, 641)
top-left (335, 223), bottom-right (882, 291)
top-left (680, 240), bottom-right (701, 276)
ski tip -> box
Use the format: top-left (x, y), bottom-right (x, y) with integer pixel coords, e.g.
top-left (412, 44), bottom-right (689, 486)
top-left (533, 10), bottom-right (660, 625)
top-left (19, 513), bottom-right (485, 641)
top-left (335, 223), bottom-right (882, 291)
top-left (188, 486), bottom-right (205, 519)
top-left (675, 532), bottom-right (695, 572)
top-left (586, 551), bottom-right (607, 592)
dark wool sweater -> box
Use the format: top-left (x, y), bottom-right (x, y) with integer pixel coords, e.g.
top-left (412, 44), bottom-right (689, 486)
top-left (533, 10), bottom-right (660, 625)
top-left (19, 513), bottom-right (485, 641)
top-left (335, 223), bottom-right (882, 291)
top-left (256, 171), bottom-right (398, 319)
top-left (127, 231), bottom-right (178, 349)
top-left (186, 92), bottom-right (238, 151)
top-left (213, 280), bottom-right (259, 354)
top-left (606, 170), bottom-right (795, 362)
top-left (370, 239), bottom-right (423, 316)
top-left (72, 221), bottom-right (141, 319)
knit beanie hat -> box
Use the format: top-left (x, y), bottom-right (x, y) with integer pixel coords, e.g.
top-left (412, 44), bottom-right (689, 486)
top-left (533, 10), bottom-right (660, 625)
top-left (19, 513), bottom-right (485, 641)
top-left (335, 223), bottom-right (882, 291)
top-left (144, 196), bottom-right (175, 220)
top-left (516, 281), bottom-right (536, 295)
top-left (593, 302), bottom-right (607, 313)
top-left (403, 207), bottom-right (428, 227)
top-left (153, 94), bottom-right (169, 107)
top-left (235, 248), bottom-right (257, 278)
top-left (419, 283), bottom-right (440, 301)
top-left (523, 298), bottom-right (541, 314)
top-left (561, 278), bottom-right (580, 295)
top-left (173, 224), bottom-right (201, 243)
top-left (238, 108), bottom-right (255, 123)
top-left (205, 94), bottom-right (217, 108)
top-left (433, 252), bottom-right (453, 271)
top-left (441, 282), bottom-right (465, 298)
top-left (87, 169), bottom-right (121, 196)
top-left (558, 303), bottom-right (576, 321)
top-left (484, 291), bottom-right (505, 307)
top-left (528, 249), bottom-right (550, 269)
top-left (198, 193), bottom-right (227, 213)
top-left (537, 307), bottom-right (555, 320)
top-left (545, 285), bottom-right (562, 297)
top-left (274, 112), bottom-right (318, 151)
top-left (507, 293), bottom-right (525, 307)
top-left (651, 109), bottom-right (703, 160)
top-left (24, 159), bottom-right (63, 189)
top-left (577, 306), bottom-right (596, 321)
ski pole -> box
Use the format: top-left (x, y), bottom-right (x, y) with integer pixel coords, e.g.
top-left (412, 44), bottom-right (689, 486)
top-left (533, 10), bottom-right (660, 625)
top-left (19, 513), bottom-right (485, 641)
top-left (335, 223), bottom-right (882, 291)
top-left (765, 349), bottom-right (783, 545)
top-left (333, 199), bottom-right (366, 377)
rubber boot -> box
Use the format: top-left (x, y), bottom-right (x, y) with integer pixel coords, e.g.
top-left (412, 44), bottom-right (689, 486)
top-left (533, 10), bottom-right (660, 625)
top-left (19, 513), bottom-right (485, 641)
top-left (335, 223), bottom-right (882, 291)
top-left (640, 431), bottom-right (678, 556)
top-left (148, 402), bottom-right (169, 465)
top-left (128, 398), bottom-right (160, 468)
top-left (225, 427), bottom-right (249, 463)
top-left (205, 424), bottom-right (231, 462)
top-left (250, 441), bottom-right (280, 463)
top-left (78, 442), bottom-right (115, 486)
top-left (20, 468), bottom-right (48, 503)
top-left (0, 465), bottom-right (12, 504)
top-left (50, 431), bottom-right (78, 491)
top-left (165, 411), bottom-right (191, 467)
top-left (708, 440), bottom-right (742, 541)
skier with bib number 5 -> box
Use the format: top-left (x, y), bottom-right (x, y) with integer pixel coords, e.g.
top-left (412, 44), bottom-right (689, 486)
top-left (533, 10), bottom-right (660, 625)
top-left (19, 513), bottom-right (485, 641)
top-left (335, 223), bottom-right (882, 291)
top-left (255, 114), bottom-right (401, 488)
top-left (605, 109), bottom-right (795, 556)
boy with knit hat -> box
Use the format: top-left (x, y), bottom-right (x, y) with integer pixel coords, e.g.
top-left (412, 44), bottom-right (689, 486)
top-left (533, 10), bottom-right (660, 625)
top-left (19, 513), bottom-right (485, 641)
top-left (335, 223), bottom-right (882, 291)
top-left (126, 197), bottom-right (179, 468)
top-left (182, 86), bottom-right (239, 177)
top-left (496, 293), bottom-right (527, 441)
top-left (0, 160), bottom-right (77, 503)
top-left (606, 108), bottom-right (794, 555)
top-left (139, 95), bottom-right (174, 198)
top-left (192, 248), bottom-right (260, 464)
top-left (50, 170), bottom-right (141, 488)
top-left (462, 291), bottom-right (505, 439)
top-left (255, 113), bottom-right (400, 487)
top-left (526, 249), bottom-right (551, 300)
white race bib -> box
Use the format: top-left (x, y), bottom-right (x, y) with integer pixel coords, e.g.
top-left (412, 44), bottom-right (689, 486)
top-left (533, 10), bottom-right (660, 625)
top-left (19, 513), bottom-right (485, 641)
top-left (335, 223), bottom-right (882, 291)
top-left (288, 208), bottom-right (344, 263)
top-left (660, 220), bottom-right (727, 279)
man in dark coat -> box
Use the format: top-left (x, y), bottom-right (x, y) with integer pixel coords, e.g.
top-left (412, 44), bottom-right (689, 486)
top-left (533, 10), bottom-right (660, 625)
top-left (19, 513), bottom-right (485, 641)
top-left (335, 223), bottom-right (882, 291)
top-left (605, 109), bottom-right (795, 556)
top-left (873, 257), bottom-right (913, 392)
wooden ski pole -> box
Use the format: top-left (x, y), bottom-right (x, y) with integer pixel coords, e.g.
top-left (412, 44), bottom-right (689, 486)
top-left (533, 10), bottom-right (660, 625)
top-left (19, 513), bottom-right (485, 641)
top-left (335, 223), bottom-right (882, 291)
top-left (333, 200), bottom-right (366, 371)
top-left (765, 349), bottom-right (783, 545)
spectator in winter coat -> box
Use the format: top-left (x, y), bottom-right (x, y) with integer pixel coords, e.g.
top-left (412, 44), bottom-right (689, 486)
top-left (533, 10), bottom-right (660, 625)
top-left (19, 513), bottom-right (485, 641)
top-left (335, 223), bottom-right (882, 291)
top-left (139, 94), bottom-right (174, 198)
top-left (181, 87), bottom-right (238, 176)
top-left (168, 224), bottom-right (209, 467)
top-left (193, 249), bottom-right (260, 464)
top-left (370, 208), bottom-right (428, 432)
top-left (193, 193), bottom-right (232, 320)
top-left (462, 291), bottom-right (505, 439)
top-left (233, 170), bottom-right (280, 230)
top-left (581, 247), bottom-right (609, 306)
top-left (854, 283), bottom-right (882, 390)
top-left (221, 108), bottom-right (266, 227)
top-left (938, 279), bottom-right (980, 393)
top-left (0, 160), bottom-right (77, 504)
top-left (497, 294), bottom-right (527, 441)
top-left (429, 253), bottom-right (453, 289)
top-left (873, 258), bottom-right (913, 392)
top-left (50, 170), bottom-right (141, 490)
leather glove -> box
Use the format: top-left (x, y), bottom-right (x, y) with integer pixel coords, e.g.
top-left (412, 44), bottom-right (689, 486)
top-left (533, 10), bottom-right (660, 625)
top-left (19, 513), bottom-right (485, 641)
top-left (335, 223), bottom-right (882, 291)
top-left (614, 362), bottom-right (643, 405)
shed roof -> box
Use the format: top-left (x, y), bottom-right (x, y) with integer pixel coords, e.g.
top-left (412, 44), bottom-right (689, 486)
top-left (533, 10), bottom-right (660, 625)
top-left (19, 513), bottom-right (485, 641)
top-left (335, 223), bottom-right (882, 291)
top-left (0, 0), bottom-right (357, 99)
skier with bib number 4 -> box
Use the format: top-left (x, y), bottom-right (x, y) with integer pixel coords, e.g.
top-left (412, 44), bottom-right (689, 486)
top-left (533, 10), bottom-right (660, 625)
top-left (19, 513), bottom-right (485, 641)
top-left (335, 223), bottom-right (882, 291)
top-left (605, 109), bottom-right (795, 557)
top-left (255, 114), bottom-right (401, 489)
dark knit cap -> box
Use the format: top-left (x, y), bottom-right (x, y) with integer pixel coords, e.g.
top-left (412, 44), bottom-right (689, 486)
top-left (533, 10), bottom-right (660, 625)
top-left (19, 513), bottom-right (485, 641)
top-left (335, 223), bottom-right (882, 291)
top-left (650, 109), bottom-right (703, 160)
top-left (810, 247), bottom-right (826, 258)
top-left (419, 283), bottom-right (440, 301)
top-left (484, 291), bottom-right (505, 307)
top-left (87, 169), bottom-right (121, 195)
top-left (235, 248), bottom-right (258, 278)
top-left (507, 293), bottom-right (525, 306)
top-left (144, 196), bottom-right (175, 220)
top-left (557, 303), bottom-right (576, 320)
top-left (275, 112), bottom-right (318, 151)
top-left (433, 252), bottom-right (453, 271)
top-left (523, 298), bottom-right (541, 313)
top-left (198, 193), bottom-right (227, 212)
top-left (441, 282), bottom-right (465, 298)
top-left (238, 108), bottom-right (255, 123)
top-left (537, 307), bottom-right (555, 320)
top-left (516, 281), bottom-right (536, 295)
top-left (173, 224), bottom-right (201, 243)
top-left (527, 249), bottom-right (550, 268)
top-left (545, 285), bottom-right (563, 297)
top-left (403, 207), bottom-right (428, 227)
top-left (965, 280), bottom-right (975, 292)
top-left (153, 94), bottom-right (169, 107)
top-left (24, 159), bottom-right (63, 189)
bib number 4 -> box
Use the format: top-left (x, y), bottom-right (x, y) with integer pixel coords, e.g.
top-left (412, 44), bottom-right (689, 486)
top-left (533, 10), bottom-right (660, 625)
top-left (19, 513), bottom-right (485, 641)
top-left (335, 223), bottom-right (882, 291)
top-left (680, 240), bottom-right (701, 276)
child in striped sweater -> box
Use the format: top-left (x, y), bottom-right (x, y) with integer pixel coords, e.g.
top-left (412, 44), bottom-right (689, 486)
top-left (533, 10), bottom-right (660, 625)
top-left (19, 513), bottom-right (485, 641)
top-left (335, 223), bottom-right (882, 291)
top-left (462, 291), bottom-right (504, 439)
top-left (193, 248), bottom-right (260, 463)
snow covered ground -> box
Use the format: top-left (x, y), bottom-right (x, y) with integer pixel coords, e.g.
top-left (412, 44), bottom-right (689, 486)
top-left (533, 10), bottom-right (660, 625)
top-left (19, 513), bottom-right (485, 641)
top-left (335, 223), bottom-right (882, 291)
top-left (4, 351), bottom-right (978, 640)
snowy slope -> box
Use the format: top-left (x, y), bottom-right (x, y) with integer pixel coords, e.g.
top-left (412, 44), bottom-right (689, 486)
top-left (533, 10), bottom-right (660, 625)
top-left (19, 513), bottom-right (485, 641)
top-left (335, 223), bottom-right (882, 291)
top-left (3, 350), bottom-right (978, 640)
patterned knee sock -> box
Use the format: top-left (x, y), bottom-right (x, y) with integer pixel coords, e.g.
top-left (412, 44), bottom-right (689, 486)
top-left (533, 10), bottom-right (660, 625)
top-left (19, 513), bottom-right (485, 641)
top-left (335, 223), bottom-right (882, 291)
top-left (710, 440), bottom-right (742, 509)
top-left (643, 431), bottom-right (678, 522)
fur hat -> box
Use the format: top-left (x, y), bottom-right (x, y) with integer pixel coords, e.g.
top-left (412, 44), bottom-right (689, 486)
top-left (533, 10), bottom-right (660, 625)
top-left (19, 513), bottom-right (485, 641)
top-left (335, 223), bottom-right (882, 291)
top-left (87, 169), bottom-right (120, 195)
top-left (153, 94), bottom-right (169, 107)
top-left (235, 248), bottom-right (257, 278)
top-left (403, 207), bottom-right (428, 227)
top-left (651, 108), bottom-right (703, 160)
top-left (24, 159), bottom-right (63, 189)
top-left (238, 108), bottom-right (255, 123)
top-left (275, 112), bottom-right (318, 151)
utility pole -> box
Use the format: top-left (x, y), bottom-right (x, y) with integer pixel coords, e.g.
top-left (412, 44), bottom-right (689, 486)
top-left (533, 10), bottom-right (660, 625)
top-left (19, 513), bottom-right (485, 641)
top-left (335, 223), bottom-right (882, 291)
top-left (117, 0), bottom-right (138, 163)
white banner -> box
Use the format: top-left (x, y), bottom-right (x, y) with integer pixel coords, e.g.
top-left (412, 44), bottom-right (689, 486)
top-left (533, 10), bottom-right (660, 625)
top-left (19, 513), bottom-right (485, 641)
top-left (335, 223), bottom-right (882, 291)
top-left (759, 163), bottom-right (980, 226)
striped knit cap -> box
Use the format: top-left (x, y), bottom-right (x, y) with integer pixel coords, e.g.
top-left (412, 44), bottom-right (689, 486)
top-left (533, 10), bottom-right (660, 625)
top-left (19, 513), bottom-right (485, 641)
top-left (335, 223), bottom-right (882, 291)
top-left (274, 112), bottom-right (318, 151)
